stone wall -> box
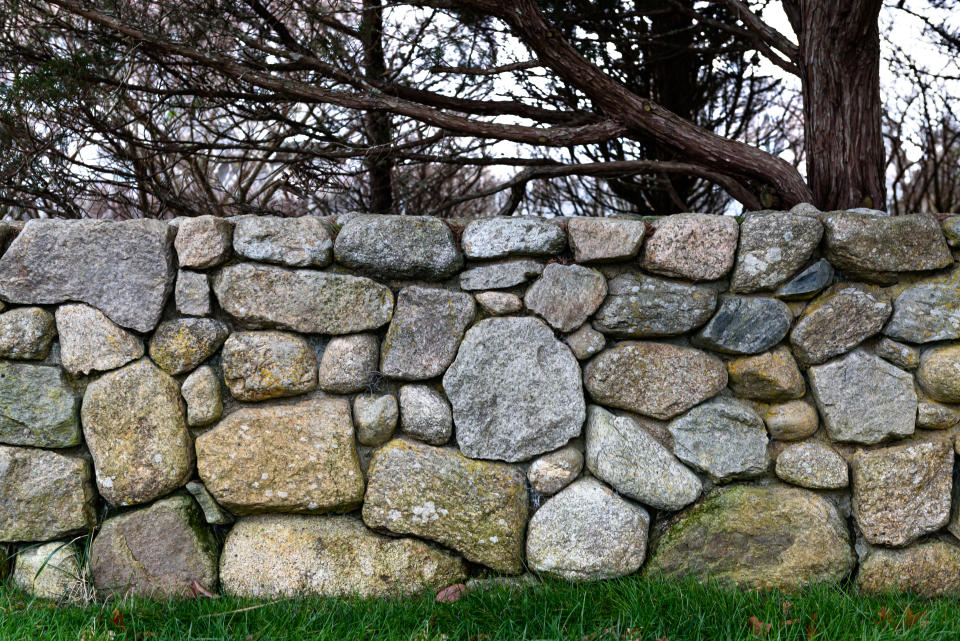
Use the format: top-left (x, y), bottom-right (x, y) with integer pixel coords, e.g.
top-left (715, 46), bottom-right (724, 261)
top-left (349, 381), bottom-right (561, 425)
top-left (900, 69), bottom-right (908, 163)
top-left (5, 209), bottom-right (960, 600)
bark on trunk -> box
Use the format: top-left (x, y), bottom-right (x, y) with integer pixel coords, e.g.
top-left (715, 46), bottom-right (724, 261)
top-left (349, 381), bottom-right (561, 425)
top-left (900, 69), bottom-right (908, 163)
top-left (361, 0), bottom-right (394, 214)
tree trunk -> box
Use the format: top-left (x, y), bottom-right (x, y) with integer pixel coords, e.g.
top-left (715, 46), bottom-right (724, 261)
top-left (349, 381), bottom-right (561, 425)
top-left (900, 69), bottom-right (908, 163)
top-left (360, 0), bottom-right (394, 214)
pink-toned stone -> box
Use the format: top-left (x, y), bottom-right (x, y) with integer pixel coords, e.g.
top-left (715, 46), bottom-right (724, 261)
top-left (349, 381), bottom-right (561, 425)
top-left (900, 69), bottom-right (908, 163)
top-left (642, 214), bottom-right (739, 281)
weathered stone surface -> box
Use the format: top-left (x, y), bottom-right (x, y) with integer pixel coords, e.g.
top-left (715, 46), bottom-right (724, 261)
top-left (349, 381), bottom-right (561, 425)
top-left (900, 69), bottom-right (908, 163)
top-left (646, 485), bottom-right (855, 591)
top-left (399, 385), bottom-right (452, 446)
top-left (668, 396), bottom-right (769, 483)
top-left (91, 495), bottom-right (218, 598)
top-left (917, 398), bottom-right (960, 429)
top-left (858, 540), bottom-right (960, 597)
top-left (0, 446), bottom-right (96, 542)
top-left (731, 212), bottom-right (823, 293)
top-left (461, 217), bottom-right (566, 259)
top-left (475, 291), bottom-right (521, 316)
top-left (212, 263), bottom-right (393, 334)
top-left (180, 365), bottom-right (222, 427)
top-left (354, 395), bottom-right (398, 446)
top-left (233, 215), bottom-right (332, 267)
top-left (0, 307), bottom-right (55, 360)
top-left (524, 264), bottom-right (606, 332)
top-left (789, 284), bottom-right (891, 366)
top-left (381, 287), bottom-right (475, 380)
top-left (220, 514), bottom-right (466, 598)
top-left (692, 296), bottom-right (792, 355)
top-left (459, 259), bottom-right (543, 291)
top-left (775, 258), bottom-right (834, 300)
top-left (587, 405), bottom-right (701, 510)
top-left (197, 399), bottom-right (365, 515)
top-left (0, 362), bottom-right (78, 448)
top-left (55, 303), bottom-right (143, 375)
top-left (917, 344), bottom-right (960, 403)
top-left (186, 480), bottom-right (234, 525)
top-left (822, 211), bottom-right (951, 274)
top-left (148, 318), bottom-right (229, 375)
top-left (775, 442), bottom-right (848, 489)
top-left (443, 317), bottom-right (583, 461)
top-left (808, 350), bottom-right (916, 444)
top-left (943, 216), bottom-right (960, 247)
top-left (527, 446), bottom-right (583, 496)
top-left (81, 359), bottom-right (192, 506)
top-left (565, 325), bottom-right (606, 360)
top-left (0, 219), bottom-right (175, 332)
top-left (583, 341), bottom-right (726, 420)
top-left (567, 217), bottom-right (646, 263)
top-left (317, 334), bottom-right (378, 394)
top-left (175, 215), bottom-right (232, 268)
top-left (13, 542), bottom-right (80, 600)
top-left (763, 400), bottom-right (819, 441)
top-left (726, 347), bottom-right (805, 401)
top-left (334, 215), bottom-right (462, 280)
top-left (526, 478), bottom-right (649, 581)
top-left (221, 331), bottom-right (317, 401)
top-left (592, 272), bottom-right (717, 338)
top-left (362, 439), bottom-right (527, 573)
top-left (886, 266), bottom-right (960, 343)
top-left (175, 270), bottom-right (211, 316)
top-left (873, 337), bottom-right (919, 369)
top-left (642, 214), bottom-right (739, 281)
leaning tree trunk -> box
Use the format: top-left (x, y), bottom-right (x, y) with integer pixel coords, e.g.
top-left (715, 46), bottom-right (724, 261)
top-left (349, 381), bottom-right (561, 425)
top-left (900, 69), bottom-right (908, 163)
top-left (360, 0), bottom-right (394, 214)
top-left (784, 0), bottom-right (886, 211)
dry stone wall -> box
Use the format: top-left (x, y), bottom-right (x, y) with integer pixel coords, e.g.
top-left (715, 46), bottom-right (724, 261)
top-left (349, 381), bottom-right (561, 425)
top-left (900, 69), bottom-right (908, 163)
top-left (6, 208), bottom-right (960, 600)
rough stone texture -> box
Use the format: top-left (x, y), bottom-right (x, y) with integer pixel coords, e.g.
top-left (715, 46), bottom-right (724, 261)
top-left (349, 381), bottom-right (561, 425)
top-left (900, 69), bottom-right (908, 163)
top-left (459, 259), bottom-right (543, 291)
top-left (175, 270), bottom-right (212, 316)
top-left (180, 365), bottom-right (222, 428)
top-left (212, 263), bottom-right (393, 334)
top-left (692, 296), bottom-right (792, 355)
top-left (443, 317), bottom-right (584, 462)
top-left (763, 400), bottom-right (819, 441)
top-left (524, 264), bottom-right (607, 332)
top-left (186, 480), bottom-right (234, 525)
top-left (220, 515), bottom-right (466, 598)
top-left (197, 399), bottom-right (365, 515)
top-left (399, 385), bottom-right (452, 446)
top-left (461, 217), bottom-right (566, 259)
top-left (917, 398), bottom-right (960, 429)
top-left (0, 446), bottom-right (96, 542)
top-left (821, 211), bottom-right (951, 275)
top-left (12, 541), bottom-right (81, 600)
top-left (667, 396), bottom-right (769, 483)
top-left (567, 217), bottom-right (646, 263)
top-left (233, 215), bottom-right (332, 267)
top-left (0, 307), bottom-right (55, 360)
top-left (641, 214), bottom-right (739, 281)
top-left (917, 344), bottom-right (960, 403)
top-left (0, 219), bottom-right (175, 332)
top-left (646, 485), bottom-right (855, 591)
top-left (808, 350), bottom-right (916, 444)
top-left (334, 215), bottom-right (462, 280)
top-left (221, 331), bottom-right (317, 401)
top-left (81, 359), bottom-right (193, 506)
top-left (592, 272), bottom-right (717, 338)
top-left (55, 303), bottom-right (144, 375)
top-left (858, 540), bottom-right (960, 597)
top-left (873, 337), bottom-right (919, 370)
top-left (885, 265), bottom-right (960, 343)
top-left (789, 284), bottom-right (891, 366)
top-left (731, 212), bottom-right (823, 293)
top-left (174, 215), bottom-right (232, 268)
top-left (381, 287), bottom-right (475, 380)
top-left (726, 347), bottom-right (805, 401)
top-left (527, 446), bottom-right (583, 496)
top-left (148, 318), bottom-right (229, 375)
top-left (526, 478), bottom-right (649, 581)
top-left (944, 216), bottom-right (960, 247)
top-left (317, 334), bottom-right (379, 394)
top-left (0, 362), bottom-right (79, 448)
top-left (565, 325), bottom-right (606, 360)
top-left (362, 439), bottom-right (528, 573)
top-left (775, 442), bottom-right (848, 489)
top-left (775, 258), bottom-right (834, 300)
top-left (354, 395), bottom-right (398, 446)
top-left (852, 440), bottom-right (953, 547)
top-left (586, 405), bottom-right (701, 510)
top-left (475, 291), bottom-right (522, 316)
top-left (90, 495), bottom-right (218, 598)
top-left (583, 341), bottom-right (726, 420)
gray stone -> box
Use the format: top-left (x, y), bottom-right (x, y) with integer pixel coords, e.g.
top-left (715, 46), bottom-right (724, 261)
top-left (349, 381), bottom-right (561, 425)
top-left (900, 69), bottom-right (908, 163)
top-left (885, 265), bottom-right (960, 343)
top-left (872, 337), bottom-right (919, 370)
top-left (55, 303), bottom-right (143, 376)
top-left (692, 296), bottom-right (792, 355)
top-left (399, 385), bottom-right (452, 446)
top-left (221, 331), bottom-right (318, 402)
top-left (917, 398), bottom-right (960, 429)
top-left (212, 263), bottom-right (393, 334)
top-left (858, 540), bottom-right (960, 597)
top-left (474, 291), bottom-right (522, 315)
top-left (763, 400), bottom-right (819, 441)
top-left (442, 317), bottom-right (584, 462)
top-left (851, 439), bottom-right (952, 547)
top-left (789, 284), bottom-right (891, 366)
top-left (148, 318), bottom-right (230, 375)
top-left (381, 287), bottom-right (475, 380)
top-left (731, 212), bottom-right (823, 292)
top-left (725, 346), bottom-right (805, 402)
top-left (175, 270), bottom-right (211, 316)
top-left (0, 362), bottom-right (78, 448)
top-left (180, 365), bottom-right (222, 428)
top-left (186, 481), bottom-right (234, 525)
top-left (334, 215), bottom-right (462, 280)
top-left (354, 395), bottom-right (398, 446)
top-left (527, 446), bottom-right (583, 496)
top-left (791, 202), bottom-right (821, 216)
top-left (526, 478), bottom-right (649, 581)
top-left (567, 217), bottom-right (645, 263)
top-left (0, 308), bottom-right (55, 360)
top-left (564, 325), bottom-right (606, 360)
top-left (822, 211), bottom-right (951, 274)
top-left (775, 259), bottom-right (834, 300)
top-left (583, 341), bottom-right (726, 420)
top-left (586, 405), bottom-right (701, 510)
top-left (641, 213), bottom-right (739, 281)
top-left (461, 217), bottom-right (566, 259)
top-left (459, 259), bottom-right (543, 290)
top-left (12, 541), bottom-right (81, 601)
top-left (775, 442), bottom-right (848, 489)
top-left (943, 216), bottom-right (960, 248)
top-left (317, 334), bottom-right (379, 394)
top-left (174, 215), bottom-right (232, 268)
top-left (524, 264), bottom-right (607, 332)
top-left (233, 215), bottom-right (332, 267)
top-left (808, 350), bottom-right (916, 444)
top-left (668, 396), bottom-right (769, 483)
top-left (917, 344), bottom-right (960, 403)
top-left (592, 272), bottom-right (717, 338)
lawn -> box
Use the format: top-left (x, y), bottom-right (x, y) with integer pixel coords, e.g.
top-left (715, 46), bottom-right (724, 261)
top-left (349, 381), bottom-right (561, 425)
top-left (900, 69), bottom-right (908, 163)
top-left (2, 576), bottom-right (957, 641)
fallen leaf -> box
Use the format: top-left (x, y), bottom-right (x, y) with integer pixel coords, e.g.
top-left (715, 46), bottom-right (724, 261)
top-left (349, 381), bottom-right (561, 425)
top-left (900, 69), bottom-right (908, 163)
top-left (806, 612), bottom-right (818, 640)
top-left (782, 601), bottom-right (793, 617)
top-left (435, 584), bottom-right (469, 604)
top-left (876, 606), bottom-right (891, 625)
top-left (748, 616), bottom-right (771, 637)
top-left (110, 609), bottom-right (124, 630)
top-left (902, 605), bottom-right (925, 629)
top-left (190, 580), bottom-right (220, 599)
